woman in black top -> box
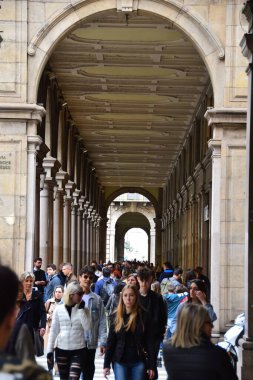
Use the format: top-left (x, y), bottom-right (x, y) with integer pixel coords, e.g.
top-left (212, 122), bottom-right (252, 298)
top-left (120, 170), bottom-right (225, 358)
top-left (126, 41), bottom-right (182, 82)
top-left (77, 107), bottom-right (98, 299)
top-left (18, 271), bottom-right (47, 343)
top-left (103, 284), bottom-right (155, 380)
top-left (163, 303), bottom-right (238, 380)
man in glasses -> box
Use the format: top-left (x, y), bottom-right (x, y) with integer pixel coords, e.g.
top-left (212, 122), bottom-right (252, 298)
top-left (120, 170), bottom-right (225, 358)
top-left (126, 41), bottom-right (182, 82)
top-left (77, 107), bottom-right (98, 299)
top-left (79, 266), bottom-right (107, 380)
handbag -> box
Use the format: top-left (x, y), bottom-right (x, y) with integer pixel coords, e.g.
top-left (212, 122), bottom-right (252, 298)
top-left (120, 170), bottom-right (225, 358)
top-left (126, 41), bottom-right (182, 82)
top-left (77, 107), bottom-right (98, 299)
top-left (34, 329), bottom-right (44, 357)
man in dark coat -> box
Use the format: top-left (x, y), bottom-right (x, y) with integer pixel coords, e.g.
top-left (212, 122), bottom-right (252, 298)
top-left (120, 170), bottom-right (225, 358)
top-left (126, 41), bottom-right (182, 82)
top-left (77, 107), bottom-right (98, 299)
top-left (137, 266), bottom-right (167, 380)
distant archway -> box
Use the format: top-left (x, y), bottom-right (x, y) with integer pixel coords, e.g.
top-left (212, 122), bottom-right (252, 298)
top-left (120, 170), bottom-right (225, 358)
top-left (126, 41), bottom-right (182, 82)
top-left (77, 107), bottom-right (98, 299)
top-left (106, 193), bottom-right (156, 263)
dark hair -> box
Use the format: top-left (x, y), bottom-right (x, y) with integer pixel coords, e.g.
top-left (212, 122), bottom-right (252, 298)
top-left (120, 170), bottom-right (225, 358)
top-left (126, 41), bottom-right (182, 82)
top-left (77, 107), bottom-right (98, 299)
top-left (79, 265), bottom-right (95, 277)
top-left (114, 283), bottom-right (125, 295)
top-left (164, 261), bottom-right (173, 269)
top-left (174, 268), bottom-right (183, 276)
top-left (137, 267), bottom-right (152, 281)
top-left (47, 263), bottom-right (56, 270)
top-left (102, 267), bottom-right (111, 278)
top-left (189, 279), bottom-right (208, 301)
top-left (0, 266), bottom-right (19, 324)
top-left (34, 257), bottom-right (42, 262)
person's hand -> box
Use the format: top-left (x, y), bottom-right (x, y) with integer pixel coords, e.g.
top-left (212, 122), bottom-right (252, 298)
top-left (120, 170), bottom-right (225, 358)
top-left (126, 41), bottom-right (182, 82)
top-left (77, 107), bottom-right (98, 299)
top-left (99, 346), bottom-right (106, 355)
top-left (147, 369), bottom-right (155, 379)
top-left (196, 290), bottom-right (207, 305)
top-left (103, 368), bottom-right (110, 378)
top-left (39, 328), bottom-right (46, 336)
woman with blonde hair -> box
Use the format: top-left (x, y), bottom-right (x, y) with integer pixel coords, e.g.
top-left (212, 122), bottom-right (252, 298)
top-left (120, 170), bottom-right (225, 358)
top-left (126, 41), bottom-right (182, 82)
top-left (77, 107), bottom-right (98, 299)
top-left (163, 303), bottom-right (238, 380)
top-left (19, 271), bottom-right (46, 356)
top-left (47, 282), bottom-right (91, 380)
top-left (103, 284), bottom-right (155, 380)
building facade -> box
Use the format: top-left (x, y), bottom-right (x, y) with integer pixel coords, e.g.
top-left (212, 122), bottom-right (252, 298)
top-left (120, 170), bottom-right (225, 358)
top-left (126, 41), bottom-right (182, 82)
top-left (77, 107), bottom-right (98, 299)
top-left (0, 1), bottom-right (252, 377)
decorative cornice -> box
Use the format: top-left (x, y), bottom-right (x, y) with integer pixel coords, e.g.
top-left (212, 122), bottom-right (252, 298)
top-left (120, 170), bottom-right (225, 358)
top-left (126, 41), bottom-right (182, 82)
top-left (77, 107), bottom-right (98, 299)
top-left (205, 108), bottom-right (247, 128)
top-left (0, 103), bottom-right (46, 122)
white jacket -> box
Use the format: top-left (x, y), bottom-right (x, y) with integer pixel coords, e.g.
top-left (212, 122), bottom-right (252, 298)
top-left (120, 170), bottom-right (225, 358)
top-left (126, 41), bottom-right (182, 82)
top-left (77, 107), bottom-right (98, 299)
top-left (47, 304), bottom-right (91, 352)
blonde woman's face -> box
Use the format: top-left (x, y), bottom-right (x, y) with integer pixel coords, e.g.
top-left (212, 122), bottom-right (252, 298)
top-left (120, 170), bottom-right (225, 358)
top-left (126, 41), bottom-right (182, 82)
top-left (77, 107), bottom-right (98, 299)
top-left (23, 277), bottom-right (33, 290)
top-left (122, 288), bottom-right (136, 311)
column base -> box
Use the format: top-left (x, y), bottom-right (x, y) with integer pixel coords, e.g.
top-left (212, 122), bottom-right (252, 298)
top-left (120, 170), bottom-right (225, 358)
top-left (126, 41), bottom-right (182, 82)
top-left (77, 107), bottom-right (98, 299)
top-left (238, 338), bottom-right (253, 380)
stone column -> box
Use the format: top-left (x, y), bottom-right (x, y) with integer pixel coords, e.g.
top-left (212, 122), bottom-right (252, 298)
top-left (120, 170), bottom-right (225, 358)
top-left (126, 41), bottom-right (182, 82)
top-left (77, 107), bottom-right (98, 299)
top-left (77, 196), bottom-right (84, 272)
top-left (63, 180), bottom-right (75, 263)
top-left (207, 138), bottom-right (221, 334)
top-left (25, 134), bottom-right (42, 270)
top-left (53, 171), bottom-right (68, 267)
top-left (82, 204), bottom-right (88, 266)
top-left (150, 227), bottom-right (156, 265)
top-left (240, 3), bottom-right (253, 378)
top-left (71, 189), bottom-right (80, 274)
top-left (206, 108), bottom-right (247, 339)
top-left (40, 156), bottom-right (61, 265)
top-left (99, 217), bottom-right (107, 263)
top-left (86, 208), bottom-right (92, 264)
top-left (154, 217), bottom-right (162, 266)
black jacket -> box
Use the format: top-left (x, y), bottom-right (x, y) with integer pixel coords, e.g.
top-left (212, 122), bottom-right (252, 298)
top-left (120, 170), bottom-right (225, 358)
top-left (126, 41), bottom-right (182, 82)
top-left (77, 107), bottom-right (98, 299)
top-left (139, 290), bottom-right (167, 341)
top-left (17, 290), bottom-right (46, 341)
top-left (163, 339), bottom-right (238, 380)
top-left (104, 310), bottom-right (155, 370)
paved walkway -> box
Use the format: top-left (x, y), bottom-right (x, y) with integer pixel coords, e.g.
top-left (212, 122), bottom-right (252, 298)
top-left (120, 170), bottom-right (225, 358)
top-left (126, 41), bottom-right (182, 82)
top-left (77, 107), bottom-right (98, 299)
top-left (37, 351), bottom-right (168, 379)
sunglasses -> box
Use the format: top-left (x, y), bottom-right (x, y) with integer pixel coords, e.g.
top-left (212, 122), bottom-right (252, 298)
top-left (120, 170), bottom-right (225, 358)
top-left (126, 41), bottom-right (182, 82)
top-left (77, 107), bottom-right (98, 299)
top-left (83, 275), bottom-right (94, 280)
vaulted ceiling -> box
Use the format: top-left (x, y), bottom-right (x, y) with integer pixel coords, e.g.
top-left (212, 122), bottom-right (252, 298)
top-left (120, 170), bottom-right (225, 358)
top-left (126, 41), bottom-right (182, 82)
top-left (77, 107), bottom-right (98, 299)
top-left (49, 9), bottom-right (209, 188)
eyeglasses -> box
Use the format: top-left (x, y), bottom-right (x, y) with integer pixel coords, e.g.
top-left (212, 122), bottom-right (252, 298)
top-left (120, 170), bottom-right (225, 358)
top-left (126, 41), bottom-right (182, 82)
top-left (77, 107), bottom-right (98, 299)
top-left (72, 292), bottom-right (84, 296)
top-left (83, 275), bottom-right (94, 280)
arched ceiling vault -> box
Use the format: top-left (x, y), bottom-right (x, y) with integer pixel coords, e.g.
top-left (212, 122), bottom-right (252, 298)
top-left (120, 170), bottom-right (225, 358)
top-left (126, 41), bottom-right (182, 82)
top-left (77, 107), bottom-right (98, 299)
top-left (49, 9), bottom-right (210, 188)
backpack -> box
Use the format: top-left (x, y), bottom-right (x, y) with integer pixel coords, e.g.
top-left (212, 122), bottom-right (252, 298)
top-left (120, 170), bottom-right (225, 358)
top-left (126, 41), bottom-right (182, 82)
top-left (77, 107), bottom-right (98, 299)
top-left (161, 278), bottom-right (172, 295)
top-left (100, 278), bottom-right (115, 306)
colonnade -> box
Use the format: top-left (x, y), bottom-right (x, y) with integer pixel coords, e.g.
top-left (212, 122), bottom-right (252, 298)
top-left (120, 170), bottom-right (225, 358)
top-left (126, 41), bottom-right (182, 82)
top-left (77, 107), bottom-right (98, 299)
top-left (24, 71), bottom-right (107, 273)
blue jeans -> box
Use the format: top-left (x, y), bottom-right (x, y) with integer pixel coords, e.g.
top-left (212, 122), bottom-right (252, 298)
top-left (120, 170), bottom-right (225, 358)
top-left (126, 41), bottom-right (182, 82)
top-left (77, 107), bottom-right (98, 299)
top-left (113, 360), bottom-right (145, 380)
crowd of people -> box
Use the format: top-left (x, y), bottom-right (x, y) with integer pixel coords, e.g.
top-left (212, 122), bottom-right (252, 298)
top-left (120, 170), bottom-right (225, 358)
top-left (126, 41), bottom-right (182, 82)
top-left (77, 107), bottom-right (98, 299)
top-left (0, 258), bottom-right (238, 380)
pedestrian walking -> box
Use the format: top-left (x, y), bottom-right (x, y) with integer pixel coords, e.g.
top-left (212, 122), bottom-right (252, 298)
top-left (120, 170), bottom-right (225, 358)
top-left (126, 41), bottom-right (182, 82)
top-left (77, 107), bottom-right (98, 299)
top-left (46, 282), bottom-right (91, 380)
top-left (103, 284), bottom-right (155, 380)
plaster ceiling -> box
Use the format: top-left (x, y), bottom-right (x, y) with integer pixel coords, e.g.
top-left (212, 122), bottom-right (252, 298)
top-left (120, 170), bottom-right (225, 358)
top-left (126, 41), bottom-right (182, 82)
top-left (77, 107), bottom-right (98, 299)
top-left (49, 9), bottom-right (209, 188)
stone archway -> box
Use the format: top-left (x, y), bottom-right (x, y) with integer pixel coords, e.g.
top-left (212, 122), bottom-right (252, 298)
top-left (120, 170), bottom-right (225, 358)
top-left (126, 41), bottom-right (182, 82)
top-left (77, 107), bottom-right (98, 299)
top-left (27, 0), bottom-right (224, 106)
top-left (106, 197), bottom-right (156, 263)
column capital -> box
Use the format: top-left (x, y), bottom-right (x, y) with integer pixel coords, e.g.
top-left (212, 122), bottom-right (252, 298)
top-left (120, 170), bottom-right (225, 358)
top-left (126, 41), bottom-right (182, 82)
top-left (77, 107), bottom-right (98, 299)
top-left (43, 156), bottom-right (61, 181)
top-left (78, 196), bottom-right (85, 211)
top-left (27, 135), bottom-right (43, 152)
top-left (208, 139), bottom-right (221, 157)
top-left (205, 108), bottom-right (247, 129)
top-left (55, 170), bottom-right (69, 191)
top-left (65, 180), bottom-right (76, 199)
top-left (73, 189), bottom-right (81, 206)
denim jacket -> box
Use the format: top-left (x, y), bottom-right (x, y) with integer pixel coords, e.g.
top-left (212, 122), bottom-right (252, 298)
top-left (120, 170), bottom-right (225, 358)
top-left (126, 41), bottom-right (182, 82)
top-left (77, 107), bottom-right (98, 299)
top-left (83, 292), bottom-right (107, 349)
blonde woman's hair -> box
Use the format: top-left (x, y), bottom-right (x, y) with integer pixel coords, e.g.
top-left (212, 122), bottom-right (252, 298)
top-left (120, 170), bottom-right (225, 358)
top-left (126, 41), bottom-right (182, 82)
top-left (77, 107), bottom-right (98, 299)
top-left (170, 303), bottom-right (210, 348)
top-left (63, 281), bottom-right (83, 306)
top-left (20, 271), bottom-right (35, 282)
top-left (114, 284), bottom-right (140, 333)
